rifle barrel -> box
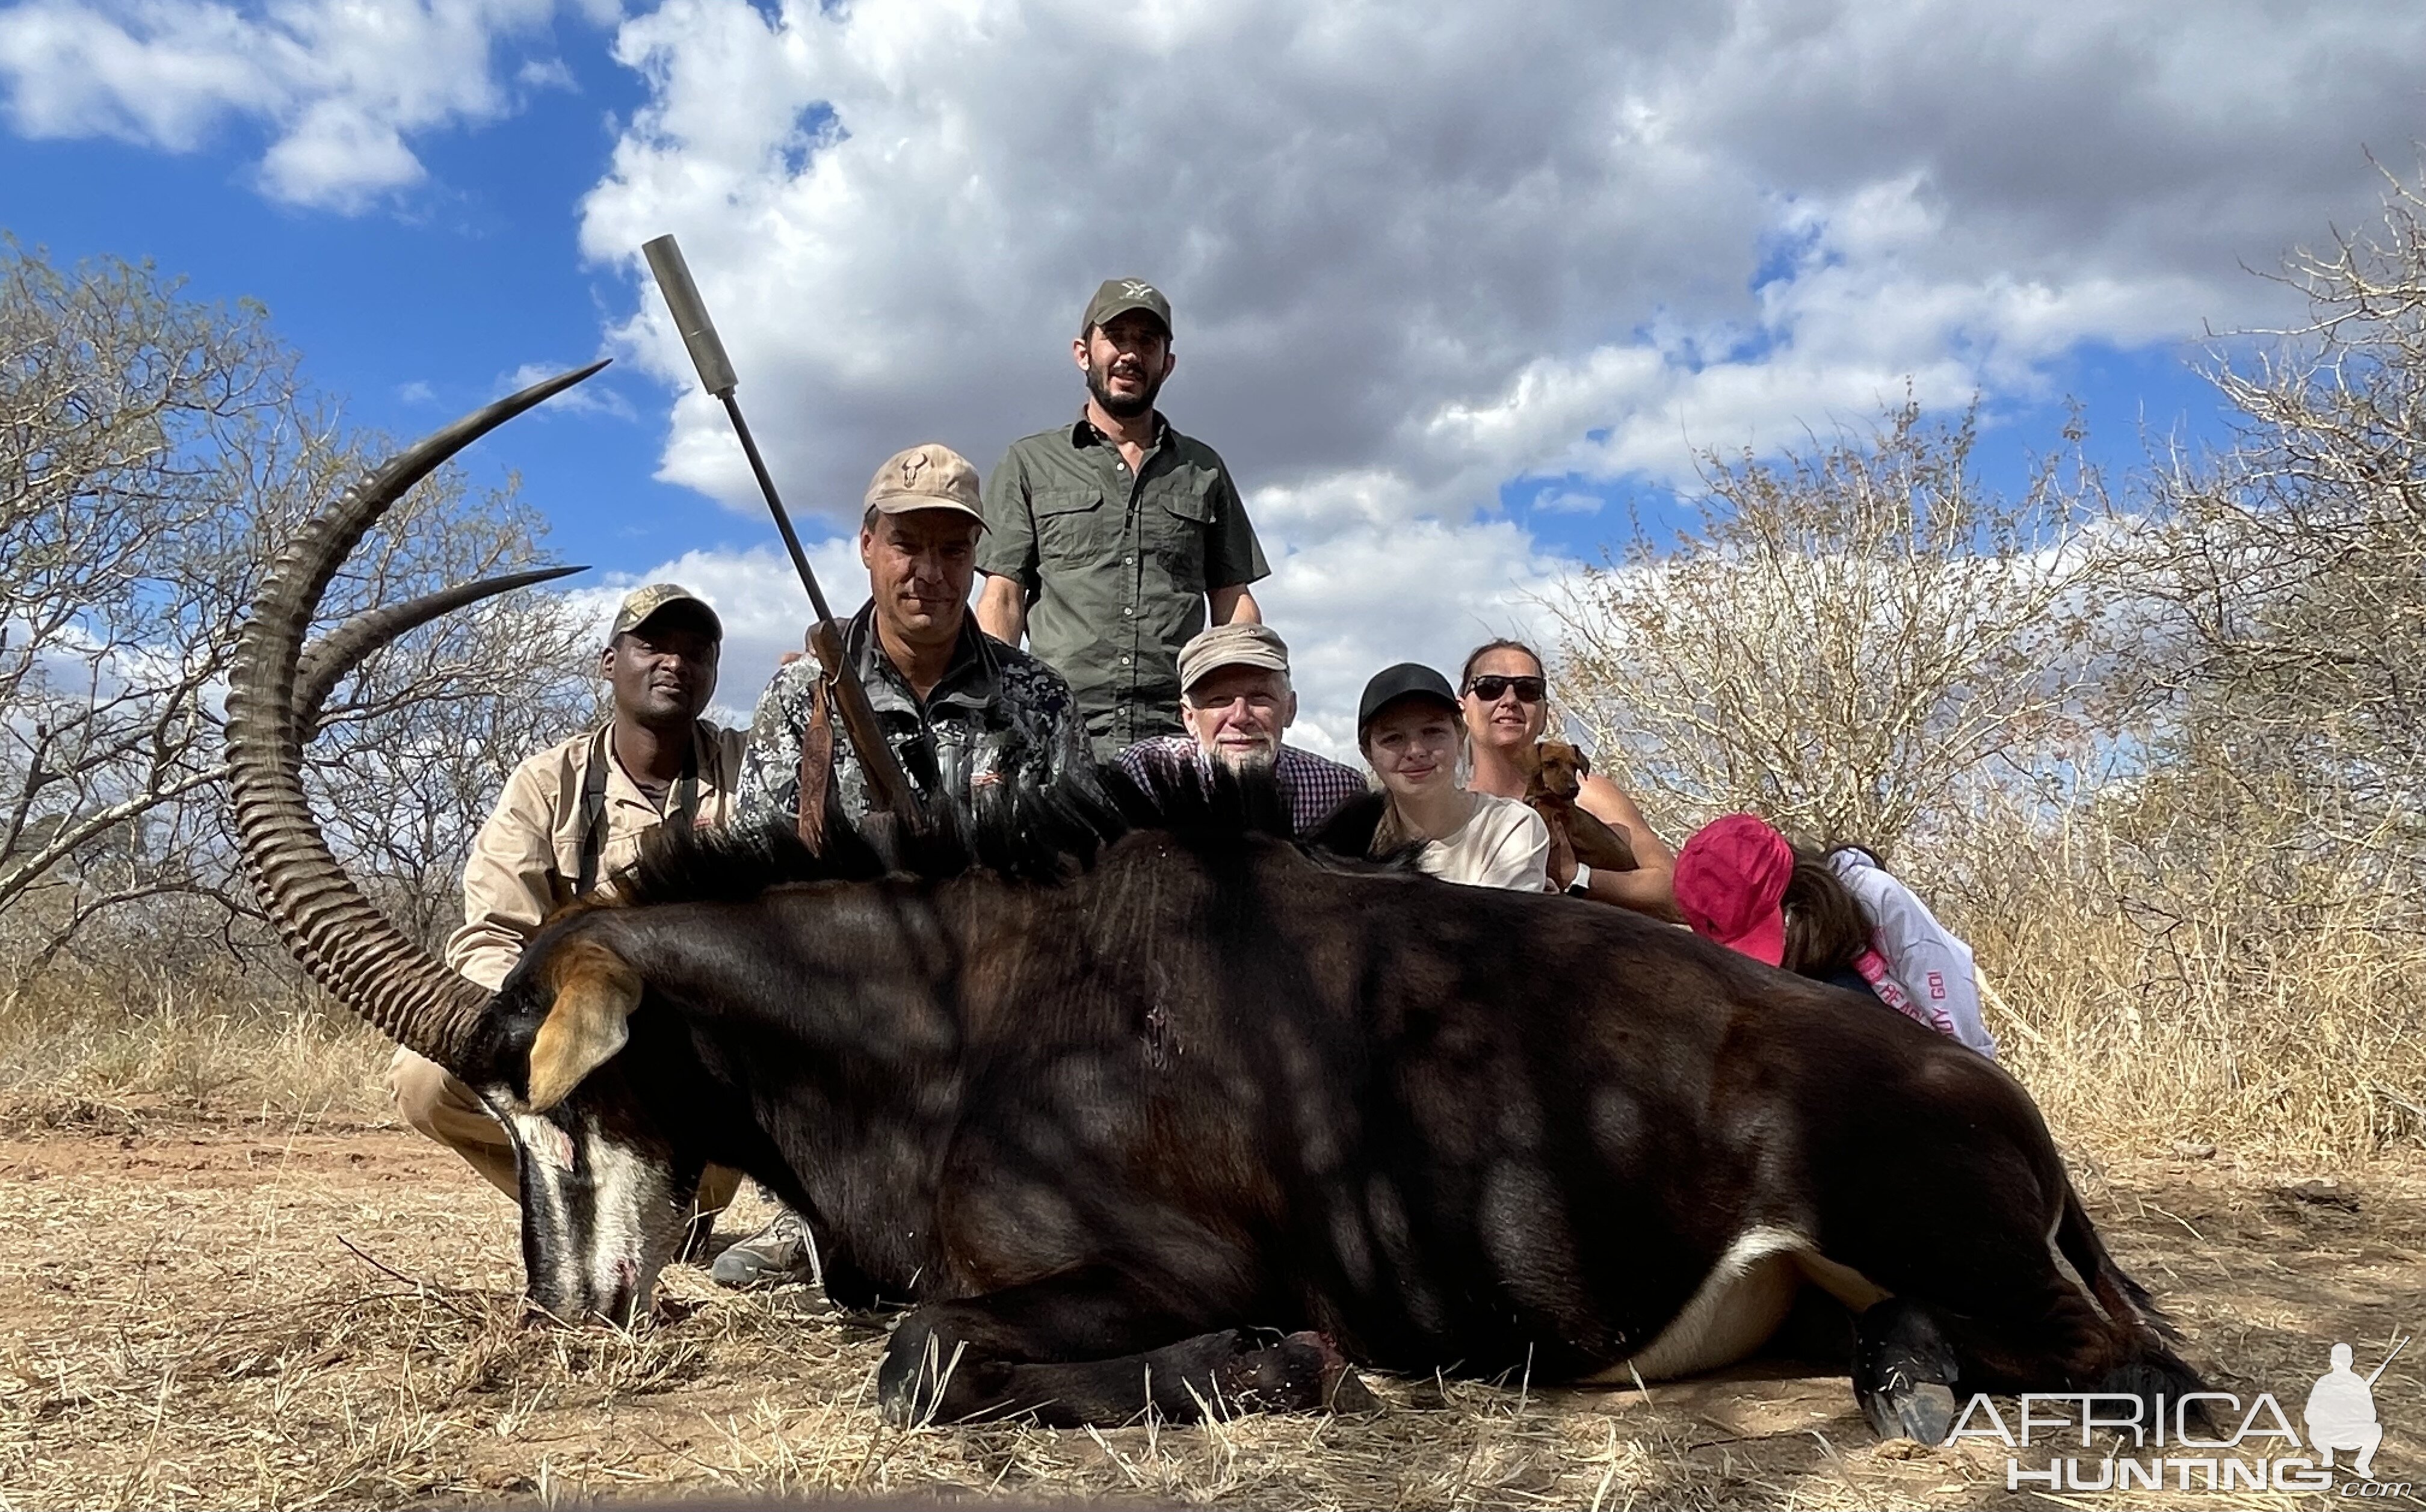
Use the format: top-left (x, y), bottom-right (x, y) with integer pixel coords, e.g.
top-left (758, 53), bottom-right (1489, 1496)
top-left (718, 391), bottom-right (839, 629)
top-left (638, 230), bottom-right (919, 823)
top-left (2365, 1335), bottom-right (2409, 1386)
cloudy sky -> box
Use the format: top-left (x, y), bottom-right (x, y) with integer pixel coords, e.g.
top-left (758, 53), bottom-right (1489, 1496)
top-left (5, 0), bottom-right (2422, 752)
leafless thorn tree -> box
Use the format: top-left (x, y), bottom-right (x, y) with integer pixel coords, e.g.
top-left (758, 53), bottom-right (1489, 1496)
top-left (1549, 397), bottom-right (2132, 850)
top-left (0, 242), bottom-right (596, 980)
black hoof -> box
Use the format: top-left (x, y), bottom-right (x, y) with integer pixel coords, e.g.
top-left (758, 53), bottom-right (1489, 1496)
top-left (1853, 1298), bottom-right (1963, 1445)
top-left (875, 1322), bottom-right (991, 1427)
top-left (1894, 1382), bottom-right (1955, 1445)
top-left (1217, 1330), bottom-right (1375, 1417)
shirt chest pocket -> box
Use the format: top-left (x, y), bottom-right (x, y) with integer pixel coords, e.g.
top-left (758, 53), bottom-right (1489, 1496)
top-left (1145, 481), bottom-right (1214, 586)
top-left (1032, 488), bottom-right (1115, 567)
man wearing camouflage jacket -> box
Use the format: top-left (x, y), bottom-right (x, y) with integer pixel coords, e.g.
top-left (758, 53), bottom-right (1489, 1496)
top-left (721, 443), bottom-right (1087, 1291)
top-left (734, 442), bottom-right (1089, 840)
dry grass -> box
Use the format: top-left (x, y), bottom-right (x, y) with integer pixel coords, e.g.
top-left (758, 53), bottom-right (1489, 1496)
top-left (2, 1122), bottom-right (2418, 1511)
top-left (4, 856), bottom-right (2424, 1508)
top-left (1931, 803), bottom-right (2426, 1168)
top-left (0, 961), bottom-right (391, 1129)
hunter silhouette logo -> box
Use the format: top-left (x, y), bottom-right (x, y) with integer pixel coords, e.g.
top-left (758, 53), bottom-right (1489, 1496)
top-left (2309, 1339), bottom-right (2404, 1478)
top-left (1951, 1333), bottom-right (2410, 1494)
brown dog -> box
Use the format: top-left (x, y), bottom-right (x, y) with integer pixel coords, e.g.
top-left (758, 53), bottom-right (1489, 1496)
top-left (1524, 740), bottom-right (1638, 873)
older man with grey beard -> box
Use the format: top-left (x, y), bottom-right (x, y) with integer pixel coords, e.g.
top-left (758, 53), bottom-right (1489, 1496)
top-left (1115, 623), bottom-right (1364, 836)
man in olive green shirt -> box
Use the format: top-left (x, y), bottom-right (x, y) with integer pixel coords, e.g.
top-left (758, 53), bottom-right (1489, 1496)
top-left (977, 277), bottom-right (1270, 759)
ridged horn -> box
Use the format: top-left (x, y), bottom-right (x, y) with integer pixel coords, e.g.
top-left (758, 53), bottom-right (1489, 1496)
top-left (291, 564), bottom-right (588, 740)
top-left (226, 361), bottom-right (611, 1069)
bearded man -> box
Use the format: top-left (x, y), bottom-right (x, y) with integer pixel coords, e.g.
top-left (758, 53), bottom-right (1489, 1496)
top-left (975, 278), bottom-right (1269, 760)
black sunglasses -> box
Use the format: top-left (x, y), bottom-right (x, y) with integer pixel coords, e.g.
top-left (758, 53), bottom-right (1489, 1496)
top-left (1466, 674), bottom-right (1546, 703)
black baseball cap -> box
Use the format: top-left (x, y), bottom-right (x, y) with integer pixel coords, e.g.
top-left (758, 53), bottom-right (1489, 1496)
top-left (1357, 662), bottom-right (1459, 742)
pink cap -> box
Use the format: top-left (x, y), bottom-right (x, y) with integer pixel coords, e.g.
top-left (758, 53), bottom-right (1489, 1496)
top-left (1673, 813), bottom-right (1794, 967)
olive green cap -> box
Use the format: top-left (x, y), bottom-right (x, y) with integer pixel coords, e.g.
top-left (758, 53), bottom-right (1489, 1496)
top-left (1081, 278), bottom-right (1173, 339)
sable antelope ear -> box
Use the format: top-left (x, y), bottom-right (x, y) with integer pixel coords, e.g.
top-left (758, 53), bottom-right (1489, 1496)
top-left (525, 937), bottom-right (642, 1112)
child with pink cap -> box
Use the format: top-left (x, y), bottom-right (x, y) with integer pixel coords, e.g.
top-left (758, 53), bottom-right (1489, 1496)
top-left (1672, 814), bottom-right (1997, 1057)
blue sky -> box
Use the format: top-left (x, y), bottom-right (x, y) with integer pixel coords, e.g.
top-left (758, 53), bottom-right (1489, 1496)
top-left (1, 28), bottom-right (726, 570)
top-left (4, 0), bottom-right (2417, 747)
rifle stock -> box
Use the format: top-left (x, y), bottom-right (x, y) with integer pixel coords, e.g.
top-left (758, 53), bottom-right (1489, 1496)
top-left (809, 619), bottom-right (920, 824)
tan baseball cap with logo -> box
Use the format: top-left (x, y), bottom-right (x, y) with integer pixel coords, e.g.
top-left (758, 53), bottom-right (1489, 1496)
top-left (1178, 623), bottom-right (1291, 693)
top-left (610, 582), bottom-right (722, 641)
top-left (863, 443), bottom-right (986, 528)
top-left (1081, 277), bottom-right (1173, 338)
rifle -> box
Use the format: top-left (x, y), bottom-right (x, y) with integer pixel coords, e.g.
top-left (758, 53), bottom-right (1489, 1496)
top-left (2365, 1336), bottom-right (2410, 1387)
top-left (640, 234), bottom-right (921, 831)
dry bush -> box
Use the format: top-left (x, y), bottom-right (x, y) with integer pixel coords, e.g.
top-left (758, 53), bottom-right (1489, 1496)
top-left (0, 954), bottom-right (391, 1126)
top-left (1550, 170), bottom-right (2426, 1161)
top-left (1551, 398), bottom-right (2126, 851)
top-left (0, 241), bottom-right (597, 975)
top-left (1894, 781), bottom-right (2426, 1164)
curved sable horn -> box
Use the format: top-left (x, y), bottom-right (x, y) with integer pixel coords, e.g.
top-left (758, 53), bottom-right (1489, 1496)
top-left (226, 361), bottom-right (610, 1069)
top-left (291, 564), bottom-right (588, 740)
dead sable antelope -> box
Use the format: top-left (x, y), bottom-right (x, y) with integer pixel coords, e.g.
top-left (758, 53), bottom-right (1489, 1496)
top-left (225, 367), bottom-right (2204, 1441)
top-left (1522, 738), bottom-right (1638, 874)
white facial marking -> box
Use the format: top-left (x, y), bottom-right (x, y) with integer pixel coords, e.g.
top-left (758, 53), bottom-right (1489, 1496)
top-left (508, 1108), bottom-right (585, 1312)
top-left (584, 1133), bottom-right (670, 1319)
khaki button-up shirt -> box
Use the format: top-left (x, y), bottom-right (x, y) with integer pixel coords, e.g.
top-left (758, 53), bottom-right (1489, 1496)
top-left (979, 412), bottom-right (1268, 759)
top-left (443, 722), bottom-right (745, 992)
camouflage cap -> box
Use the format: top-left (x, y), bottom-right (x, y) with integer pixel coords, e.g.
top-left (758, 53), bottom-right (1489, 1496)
top-left (863, 443), bottom-right (986, 528)
top-left (1081, 277), bottom-right (1173, 339)
top-left (1178, 623), bottom-right (1290, 694)
top-left (610, 582), bottom-right (721, 641)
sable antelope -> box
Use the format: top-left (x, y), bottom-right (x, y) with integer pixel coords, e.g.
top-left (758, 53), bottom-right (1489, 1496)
top-left (225, 367), bottom-right (2203, 1439)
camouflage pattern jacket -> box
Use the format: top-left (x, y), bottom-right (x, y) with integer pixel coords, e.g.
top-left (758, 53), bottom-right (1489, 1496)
top-left (735, 602), bottom-right (1090, 836)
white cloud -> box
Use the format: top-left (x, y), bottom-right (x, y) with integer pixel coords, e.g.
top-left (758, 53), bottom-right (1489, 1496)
top-left (17, 0), bottom-right (2424, 760)
top-left (0, 0), bottom-right (581, 208)
top-left (1532, 490), bottom-right (1605, 517)
top-left (578, 0), bottom-right (2426, 535)
top-left (560, 0), bottom-right (2426, 759)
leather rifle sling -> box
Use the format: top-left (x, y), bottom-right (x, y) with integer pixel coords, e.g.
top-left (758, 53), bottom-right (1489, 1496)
top-left (573, 727), bottom-right (612, 896)
top-left (578, 726), bottom-right (702, 894)
top-left (797, 674), bottom-right (835, 853)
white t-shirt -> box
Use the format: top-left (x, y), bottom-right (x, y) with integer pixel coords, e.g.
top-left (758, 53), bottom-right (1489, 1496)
top-left (1826, 848), bottom-right (1998, 1058)
top-left (1418, 793), bottom-right (1551, 892)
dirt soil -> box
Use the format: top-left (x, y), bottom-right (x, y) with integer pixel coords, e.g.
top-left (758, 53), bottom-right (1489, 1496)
top-left (2, 1105), bottom-right (2422, 1510)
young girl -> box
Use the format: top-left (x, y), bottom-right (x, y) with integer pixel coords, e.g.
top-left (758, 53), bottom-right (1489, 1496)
top-left (1673, 813), bottom-right (1998, 1058)
top-left (1356, 662), bottom-right (1549, 892)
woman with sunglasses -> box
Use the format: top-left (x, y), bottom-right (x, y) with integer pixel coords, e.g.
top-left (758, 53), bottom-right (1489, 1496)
top-left (1458, 638), bottom-right (1679, 918)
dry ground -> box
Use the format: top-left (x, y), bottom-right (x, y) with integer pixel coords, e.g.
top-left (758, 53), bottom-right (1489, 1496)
top-left (1, 1097), bottom-right (2422, 1510)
